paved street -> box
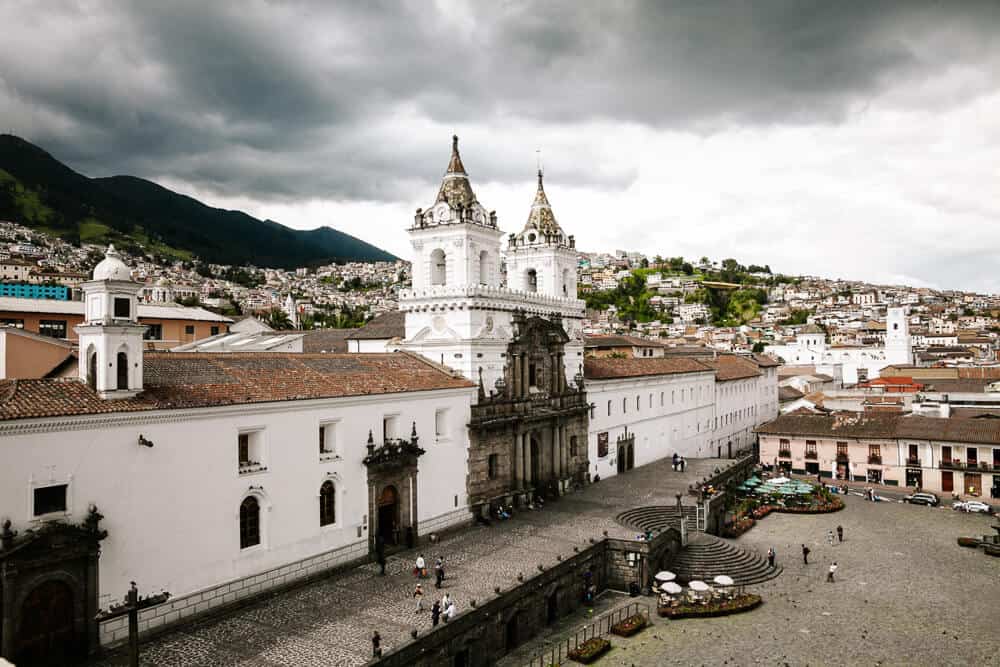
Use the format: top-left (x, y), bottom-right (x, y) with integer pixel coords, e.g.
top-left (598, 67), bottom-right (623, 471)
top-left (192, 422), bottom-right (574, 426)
top-left (90, 458), bottom-right (725, 666)
top-left (511, 494), bottom-right (999, 666)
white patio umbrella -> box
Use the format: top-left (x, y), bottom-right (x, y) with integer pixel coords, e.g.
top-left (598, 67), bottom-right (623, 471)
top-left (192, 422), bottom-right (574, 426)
top-left (688, 580), bottom-right (710, 591)
top-left (660, 582), bottom-right (683, 594)
top-left (713, 575), bottom-right (735, 586)
top-left (654, 571), bottom-right (677, 582)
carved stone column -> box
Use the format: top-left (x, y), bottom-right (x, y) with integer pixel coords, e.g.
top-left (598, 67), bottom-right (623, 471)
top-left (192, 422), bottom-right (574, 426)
top-left (524, 433), bottom-right (533, 486)
top-left (513, 432), bottom-right (522, 490)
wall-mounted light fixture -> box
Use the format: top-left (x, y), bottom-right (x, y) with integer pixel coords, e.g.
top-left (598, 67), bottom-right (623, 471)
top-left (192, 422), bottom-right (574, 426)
top-left (137, 434), bottom-right (154, 448)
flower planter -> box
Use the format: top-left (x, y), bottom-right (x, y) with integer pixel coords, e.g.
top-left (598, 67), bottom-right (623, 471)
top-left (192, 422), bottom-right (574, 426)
top-left (984, 545), bottom-right (1000, 557)
top-left (658, 593), bottom-right (763, 619)
top-left (957, 537), bottom-right (981, 548)
top-left (610, 613), bottom-right (647, 637)
top-left (567, 637), bottom-right (611, 664)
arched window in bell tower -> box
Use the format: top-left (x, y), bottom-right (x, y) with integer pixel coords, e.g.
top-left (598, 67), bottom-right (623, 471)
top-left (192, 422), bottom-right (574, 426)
top-left (479, 250), bottom-right (489, 285)
top-left (526, 268), bottom-right (538, 293)
top-left (430, 248), bottom-right (447, 286)
top-left (116, 351), bottom-right (129, 390)
top-left (86, 346), bottom-right (97, 391)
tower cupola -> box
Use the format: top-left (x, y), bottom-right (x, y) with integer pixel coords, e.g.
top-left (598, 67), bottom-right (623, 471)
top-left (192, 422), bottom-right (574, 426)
top-left (75, 245), bottom-right (146, 398)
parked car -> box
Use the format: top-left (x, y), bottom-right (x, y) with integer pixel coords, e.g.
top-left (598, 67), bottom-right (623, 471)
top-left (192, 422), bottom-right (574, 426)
top-left (903, 492), bottom-right (940, 506)
top-left (953, 501), bottom-right (994, 514)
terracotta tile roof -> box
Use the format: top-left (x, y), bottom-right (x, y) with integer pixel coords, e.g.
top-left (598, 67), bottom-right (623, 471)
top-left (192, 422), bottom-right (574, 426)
top-left (301, 329), bottom-right (351, 353)
top-left (346, 311), bottom-right (406, 340)
top-left (0, 352), bottom-right (473, 422)
top-left (750, 353), bottom-right (781, 368)
top-left (778, 386), bottom-right (804, 401)
top-left (584, 356), bottom-right (712, 380)
top-left (757, 413), bottom-right (1000, 446)
top-left (584, 334), bottom-right (666, 348)
top-left (698, 355), bottom-right (762, 381)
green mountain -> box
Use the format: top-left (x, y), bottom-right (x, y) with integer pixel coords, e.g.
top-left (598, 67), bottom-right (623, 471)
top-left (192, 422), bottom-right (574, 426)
top-left (0, 134), bottom-right (397, 267)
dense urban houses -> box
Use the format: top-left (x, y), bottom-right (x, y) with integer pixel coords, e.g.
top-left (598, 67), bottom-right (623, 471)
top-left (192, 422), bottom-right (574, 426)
top-left (757, 413), bottom-right (1000, 498)
top-left (0, 138), bottom-right (779, 664)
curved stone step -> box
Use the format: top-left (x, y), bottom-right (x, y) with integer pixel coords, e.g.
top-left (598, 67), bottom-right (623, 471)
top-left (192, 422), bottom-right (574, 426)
top-left (664, 534), bottom-right (782, 586)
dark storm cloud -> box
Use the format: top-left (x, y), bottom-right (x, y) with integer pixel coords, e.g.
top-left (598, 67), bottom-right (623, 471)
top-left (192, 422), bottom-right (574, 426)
top-left (1, 0), bottom-right (998, 203)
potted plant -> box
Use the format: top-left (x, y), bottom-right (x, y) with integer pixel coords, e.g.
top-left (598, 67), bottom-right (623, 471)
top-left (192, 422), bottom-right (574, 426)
top-left (957, 536), bottom-right (981, 548)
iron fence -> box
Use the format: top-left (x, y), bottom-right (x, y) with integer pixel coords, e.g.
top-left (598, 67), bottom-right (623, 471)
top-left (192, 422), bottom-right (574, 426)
top-left (520, 600), bottom-right (650, 667)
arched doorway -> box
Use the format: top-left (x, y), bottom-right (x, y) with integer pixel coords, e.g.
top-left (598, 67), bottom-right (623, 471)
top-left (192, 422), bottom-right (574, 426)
top-left (16, 579), bottom-right (77, 665)
top-left (546, 589), bottom-right (559, 625)
top-left (377, 485), bottom-right (399, 546)
top-left (617, 444), bottom-right (626, 474)
top-left (530, 436), bottom-right (541, 483)
top-left (505, 612), bottom-right (520, 650)
top-left (626, 442), bottom-right (635, 470)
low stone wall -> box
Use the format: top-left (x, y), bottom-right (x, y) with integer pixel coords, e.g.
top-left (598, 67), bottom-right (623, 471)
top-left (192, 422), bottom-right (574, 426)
top-left (372, 528), bottom-right (680, 667)
top-left (98, 511), bottom-right (475, 649)
top-left (692, 455), bottom-right (756, 534)
top-left (98, 538), bottom-right (371, 647)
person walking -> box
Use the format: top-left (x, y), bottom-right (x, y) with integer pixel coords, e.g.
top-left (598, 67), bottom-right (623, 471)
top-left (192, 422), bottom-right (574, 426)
top-left (801, 544), bottom-right (810, 565)
top-left (413, 583), bottom-right (424, 612)
top-left (767, 547), bottom-right (776, 568)
top-left (672, 452), bottom-right (679, 471)
top-left (415, 553), bottom-right (426, 578)
top-left (827, 562), bottom-right (838, 583)
top-left (441, 592), bottom-right (452, 614)
top-left (431, 600), bottom-right (441, 627)
top-left (827, 529), bottom-right (835, 546)
top-left (836, 525), bottom-right (844, 543)
top-left (434, 556), bottom-right (445, 589)
top-left (372, 631), bottom-right (382, 659)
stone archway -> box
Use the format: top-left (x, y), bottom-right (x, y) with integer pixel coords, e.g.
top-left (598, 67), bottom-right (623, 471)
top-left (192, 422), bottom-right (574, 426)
top-left (16, 579), bottom-right (76, 665)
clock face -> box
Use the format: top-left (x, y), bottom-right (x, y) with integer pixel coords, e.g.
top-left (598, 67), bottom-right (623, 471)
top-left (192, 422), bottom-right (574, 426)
top-left (436, 205), bottom-right (450, 221)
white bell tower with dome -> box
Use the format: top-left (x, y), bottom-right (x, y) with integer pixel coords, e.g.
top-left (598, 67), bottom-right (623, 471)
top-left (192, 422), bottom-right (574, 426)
top-left (400, 138), bottom-right (585, 392)
top-left (75, 245), bottom-right (147, 399)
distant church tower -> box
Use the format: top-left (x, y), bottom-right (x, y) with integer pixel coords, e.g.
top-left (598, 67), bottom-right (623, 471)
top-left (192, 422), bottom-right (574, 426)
top-left (75, 245), bottom-right (146, 398)
top-left (400, 137), bottom-right (585, 391)
top-left (884, 306), bottom-right (913, 365)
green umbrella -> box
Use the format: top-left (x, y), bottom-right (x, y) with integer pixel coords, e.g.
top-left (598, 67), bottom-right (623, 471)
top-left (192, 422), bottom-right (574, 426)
top-left (745, 477), bottom-right (761, 485)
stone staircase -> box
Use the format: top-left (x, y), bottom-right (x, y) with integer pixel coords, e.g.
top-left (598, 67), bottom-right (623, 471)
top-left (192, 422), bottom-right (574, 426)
top-left (666, 532), bottom-right (782, 586)
top-left (616, 505), bottom-right (699, 533)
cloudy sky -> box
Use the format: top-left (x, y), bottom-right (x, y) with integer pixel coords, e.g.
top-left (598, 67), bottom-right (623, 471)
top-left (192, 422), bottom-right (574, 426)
top-left (3, 1), bottom-right (1000, 291)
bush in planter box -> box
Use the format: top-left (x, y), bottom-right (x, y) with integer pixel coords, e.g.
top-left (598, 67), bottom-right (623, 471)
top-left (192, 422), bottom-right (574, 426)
top-left (957, 536), bottom-right (981, 548)
top-left (610, 613), bottom-right (647, 637)
top-left (567, 637), bottom-right (611, 664)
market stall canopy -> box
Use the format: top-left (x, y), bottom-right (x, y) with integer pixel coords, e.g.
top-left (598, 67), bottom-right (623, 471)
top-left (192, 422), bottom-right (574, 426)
top-left (713, 575), bottom-right (735, 586)
top-left (660, 582), bottom-right (683, 594)
top-left (655, 571), bottom-right (677, 582)
top-left (688, 580), bottom-right (710, 592)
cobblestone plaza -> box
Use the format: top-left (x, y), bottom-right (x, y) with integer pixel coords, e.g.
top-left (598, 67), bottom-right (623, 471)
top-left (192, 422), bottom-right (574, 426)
top-left (507, 494), bottom-right (1000, 667)
top-left (90, 458), bottom-right (723, 666)
top-left (90, 458), bottom-right (998, 666)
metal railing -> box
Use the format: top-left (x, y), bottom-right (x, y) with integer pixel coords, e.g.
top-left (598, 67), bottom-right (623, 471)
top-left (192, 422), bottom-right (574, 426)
top-left (521, 601), bottom-right (650, 667)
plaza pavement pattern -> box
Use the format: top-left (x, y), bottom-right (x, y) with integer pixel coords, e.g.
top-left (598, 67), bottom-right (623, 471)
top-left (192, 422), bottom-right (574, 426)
top-left (90, 458), bottom-right (727, 666)
top-left (506, 494), bottom-right (1000, 666)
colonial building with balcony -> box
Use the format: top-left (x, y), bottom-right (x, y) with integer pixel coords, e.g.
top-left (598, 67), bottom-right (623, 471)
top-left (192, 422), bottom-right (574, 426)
top-left (758, 413), bottom-right (1000, 498)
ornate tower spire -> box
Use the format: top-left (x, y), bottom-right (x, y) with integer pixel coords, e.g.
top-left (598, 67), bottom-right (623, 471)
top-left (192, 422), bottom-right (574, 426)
top-left (447, 134), bottom-right (466, 175)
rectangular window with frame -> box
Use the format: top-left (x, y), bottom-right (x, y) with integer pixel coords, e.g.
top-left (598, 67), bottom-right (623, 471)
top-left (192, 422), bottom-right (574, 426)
top-left (597, 432), bottom-right (609, 458)
top-left (211, 326), bottom-right (220, 336)
top-left (488, 453), bottom-right (499, 479)
top-left (319, 423), bottom-right (338, 456)
top-left (143, 323), bottom-right (163, 340)
top-left (184, 325), bottom-right (195, 335)
top-left (33, 484), bottom-right (68, 517)
top-left (238, 430), bottom-right (265, 473)
top-left (113, 297), bottom-right (131, 318)
top-left (0, 318), bottom-right (24, 329)
top-left (435, 409), bottom-right (448, 439)
top-left (383, 415), bottom-right (398, 442)
top-left (38, 319), bottom-right (67, 338)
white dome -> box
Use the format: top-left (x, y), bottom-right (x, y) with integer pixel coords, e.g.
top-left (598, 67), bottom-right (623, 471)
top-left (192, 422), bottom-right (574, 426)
top-left (92, 245), bottom-right (133, 281)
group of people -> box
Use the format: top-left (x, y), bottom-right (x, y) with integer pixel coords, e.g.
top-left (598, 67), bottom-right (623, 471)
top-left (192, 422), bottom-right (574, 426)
top-left (413, 584), bottom-right (457, 623)
top-left (413, 554), bottom-right (447, 588)
top-left (765, 524), bottom-right (844, 582)
top-left (671, 452), bottom-right (687, 472)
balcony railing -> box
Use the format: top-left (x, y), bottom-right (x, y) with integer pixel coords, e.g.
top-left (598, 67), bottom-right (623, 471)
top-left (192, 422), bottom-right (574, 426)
top-left (238, 460), bottom-right (267, 475)
top-left (867, 455), bottom-right (882, 465)
top-left (940, 459), bottom-right (962, 470)
top-left (836, 453), bottom-right (849, 463)
top-left (906, 457), bottom-right (921, 467)
top-left (778, 449), bottom-right (791, 458)
top-left (805, 450), bottom-right (818, 460)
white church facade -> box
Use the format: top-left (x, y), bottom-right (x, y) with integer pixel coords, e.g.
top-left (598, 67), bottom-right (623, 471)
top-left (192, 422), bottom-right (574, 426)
top-left (764, 308), bottom-right (913, 385)
top-left (0, 137), bottom-right (779, 664)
